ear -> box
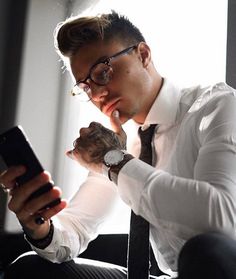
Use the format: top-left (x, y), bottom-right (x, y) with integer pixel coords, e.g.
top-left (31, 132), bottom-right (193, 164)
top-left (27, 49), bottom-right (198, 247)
top-left (137, 42), bottom-right (151, 68)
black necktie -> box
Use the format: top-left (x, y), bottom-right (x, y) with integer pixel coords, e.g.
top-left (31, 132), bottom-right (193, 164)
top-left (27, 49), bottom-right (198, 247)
top-left (127, 124), bottom-right (157, 279)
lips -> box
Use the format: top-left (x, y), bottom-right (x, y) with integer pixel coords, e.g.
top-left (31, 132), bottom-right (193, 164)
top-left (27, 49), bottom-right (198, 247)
top-left (102, 99), bottom-right (120, 116)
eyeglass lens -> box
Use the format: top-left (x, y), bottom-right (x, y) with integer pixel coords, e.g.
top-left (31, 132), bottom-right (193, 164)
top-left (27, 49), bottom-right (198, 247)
top-left (90, 63), bottom-right (113, 85)
top-left (71, 45), bottom-right (137, 100)
top-left (73, 63), bottom-right (113, 100)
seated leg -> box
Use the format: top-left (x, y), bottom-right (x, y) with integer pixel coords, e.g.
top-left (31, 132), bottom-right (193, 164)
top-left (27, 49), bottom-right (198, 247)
top-left (4, 251), bottom-right (127, 279)
top-left (178, 232), bottom-right (236, 279)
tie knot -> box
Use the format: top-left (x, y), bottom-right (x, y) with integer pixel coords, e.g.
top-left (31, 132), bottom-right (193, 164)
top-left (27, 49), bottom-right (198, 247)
top-left (138, 124), bottom-right (157, 145)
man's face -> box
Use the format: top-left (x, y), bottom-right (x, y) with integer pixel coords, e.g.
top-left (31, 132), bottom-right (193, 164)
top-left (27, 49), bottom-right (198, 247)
top-left (70, 40), bottom-right (153, 124)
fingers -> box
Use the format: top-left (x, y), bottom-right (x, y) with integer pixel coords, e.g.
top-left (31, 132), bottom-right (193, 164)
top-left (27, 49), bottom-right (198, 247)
top-left (67, 114), bottom-right (127, 172)
top-left (0, 165), bottom-right (26, 190)
top-left (0, 166), bottom-right (66, 238)
top-left (66, 150), bottom-right (76, 160)
top-left (66, 149), bottom-right (83, 164)
top-left (7, 170), bottom-right (66, 225)
top-left (11, 183), bottom-right (67, 233)
top-left (79, 122), bottom-right (102, 138)
top-left (18, 186), bottom-right (61, 216)
top-left (8, 171), bottom-right (52, 214)
top-left (40, 199), bottom-right (67, 221)
top-left (18, 196), bottom-right (67, 230)
top-left (22, 198), bottom-right (67, 239)
top-left (110, 110), bottom-right (122, 134)
top-left (110, 110), bottom-right (127, 148)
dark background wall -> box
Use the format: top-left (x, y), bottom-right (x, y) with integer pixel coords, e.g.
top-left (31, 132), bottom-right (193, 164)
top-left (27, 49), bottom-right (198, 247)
top-left (0, 0), bottom-right (29, 230)
top-left (226, 0), bottom-right (236, 89)
top-left (0, 0), bottom-right (29, 133)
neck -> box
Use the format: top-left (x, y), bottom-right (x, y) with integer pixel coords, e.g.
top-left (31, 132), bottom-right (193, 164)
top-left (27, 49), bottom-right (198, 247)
top-left (134, 74), bottom-right (164, 125)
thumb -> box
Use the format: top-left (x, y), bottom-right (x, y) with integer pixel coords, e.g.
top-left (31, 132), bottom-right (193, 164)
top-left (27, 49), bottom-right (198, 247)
top-left (110, 110), bottom-right (127, 148)
top-left (110, 110), bottom-right (123, 134)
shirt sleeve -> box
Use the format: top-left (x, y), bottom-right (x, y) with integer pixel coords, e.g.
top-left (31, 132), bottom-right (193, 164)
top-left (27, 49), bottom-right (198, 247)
top-left (30, 172), bottom-right (118, 263)
top-left (117, 94), bottom-right (236, 236)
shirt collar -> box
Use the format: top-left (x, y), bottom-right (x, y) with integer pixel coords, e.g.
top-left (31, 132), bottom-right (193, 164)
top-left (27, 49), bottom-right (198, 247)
top-left (141, 78), bottom-right (182, 129)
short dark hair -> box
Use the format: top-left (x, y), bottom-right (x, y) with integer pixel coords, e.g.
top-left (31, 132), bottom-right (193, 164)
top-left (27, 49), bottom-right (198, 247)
top-left (54, 11), bottom-right (145, 59)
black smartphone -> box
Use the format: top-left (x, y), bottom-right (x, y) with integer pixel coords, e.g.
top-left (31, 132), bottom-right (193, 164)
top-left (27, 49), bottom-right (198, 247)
top-left (0, 126), bottom-right (61, 224)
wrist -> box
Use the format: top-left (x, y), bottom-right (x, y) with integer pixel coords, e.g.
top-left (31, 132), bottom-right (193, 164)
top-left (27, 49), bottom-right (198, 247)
top-left (109, 154), bottom-right (134, 184)
top-left (24, 219), bottom-right (54, 249)
top-left (103, 149), bottom-right (134, 184)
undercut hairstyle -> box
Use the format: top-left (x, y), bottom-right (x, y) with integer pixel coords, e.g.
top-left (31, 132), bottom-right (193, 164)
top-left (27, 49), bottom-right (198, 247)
top-left (54, 10), bottom-right (145, 59)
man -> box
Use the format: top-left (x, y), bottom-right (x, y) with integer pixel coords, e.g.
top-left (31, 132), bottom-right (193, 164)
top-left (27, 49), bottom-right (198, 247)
top-left (1, 11), bottom-right (236, 279)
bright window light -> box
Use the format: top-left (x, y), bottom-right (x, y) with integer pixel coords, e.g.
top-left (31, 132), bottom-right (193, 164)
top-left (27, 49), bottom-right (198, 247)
top-left (61, 0), bottom-right (228, 234)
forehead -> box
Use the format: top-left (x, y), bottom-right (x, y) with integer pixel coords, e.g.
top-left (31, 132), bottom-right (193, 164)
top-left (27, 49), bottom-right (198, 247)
top-left (70, 40), bottom-right (125, 80)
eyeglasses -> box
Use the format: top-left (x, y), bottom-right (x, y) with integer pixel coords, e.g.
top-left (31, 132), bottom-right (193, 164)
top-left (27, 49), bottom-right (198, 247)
top-left (70, 45), bottom-right (137, 101)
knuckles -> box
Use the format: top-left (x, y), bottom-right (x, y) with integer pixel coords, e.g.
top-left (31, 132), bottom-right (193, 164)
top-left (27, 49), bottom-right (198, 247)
top-left (74, 122), bottom-right (125, 159)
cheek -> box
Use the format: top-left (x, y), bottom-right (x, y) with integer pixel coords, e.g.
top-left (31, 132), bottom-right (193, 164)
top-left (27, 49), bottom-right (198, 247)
top-left (124, 64), bottom-right (146, 89)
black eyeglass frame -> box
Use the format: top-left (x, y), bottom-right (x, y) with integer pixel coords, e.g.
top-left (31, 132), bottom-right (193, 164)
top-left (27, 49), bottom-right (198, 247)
top-left (70, 44), bottom-right (138, 100)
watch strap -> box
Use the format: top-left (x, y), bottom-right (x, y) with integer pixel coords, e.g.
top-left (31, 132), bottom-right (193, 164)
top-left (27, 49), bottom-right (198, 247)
top-left (109, 153), bottom-right (134, 184)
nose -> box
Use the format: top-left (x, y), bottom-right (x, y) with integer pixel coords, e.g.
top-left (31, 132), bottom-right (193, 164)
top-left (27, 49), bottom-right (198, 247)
top-left (90, 84), bottom-right (109, 102)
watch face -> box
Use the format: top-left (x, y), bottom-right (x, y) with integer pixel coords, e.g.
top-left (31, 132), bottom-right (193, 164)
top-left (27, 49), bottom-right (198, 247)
top-left (104, 150), bottom-right (124, 166)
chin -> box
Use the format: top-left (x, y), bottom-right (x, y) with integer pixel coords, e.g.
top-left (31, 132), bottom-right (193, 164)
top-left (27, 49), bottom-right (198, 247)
top-left (119, 113), bottom-right (131, 125)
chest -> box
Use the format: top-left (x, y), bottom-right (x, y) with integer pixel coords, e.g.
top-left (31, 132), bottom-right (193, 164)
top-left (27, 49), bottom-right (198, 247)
top-left (156, 119), bottom-right (201, 178)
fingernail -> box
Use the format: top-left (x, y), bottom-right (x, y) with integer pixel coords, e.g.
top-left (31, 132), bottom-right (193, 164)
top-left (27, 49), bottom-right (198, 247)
top-left (112, 110), bottom-right (119, 118)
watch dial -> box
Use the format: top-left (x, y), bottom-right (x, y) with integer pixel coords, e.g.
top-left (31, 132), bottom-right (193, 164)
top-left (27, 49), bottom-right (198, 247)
top-left (104, 150), bottom-right (124, 166)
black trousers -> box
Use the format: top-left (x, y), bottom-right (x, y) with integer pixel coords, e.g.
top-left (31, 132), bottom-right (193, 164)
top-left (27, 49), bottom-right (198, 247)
top-left (3, 232), bottom-right (236, 279)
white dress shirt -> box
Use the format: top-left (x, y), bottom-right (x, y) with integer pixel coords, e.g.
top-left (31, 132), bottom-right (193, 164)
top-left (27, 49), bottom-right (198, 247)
top-left (31, 79), bottom-right (236, 277)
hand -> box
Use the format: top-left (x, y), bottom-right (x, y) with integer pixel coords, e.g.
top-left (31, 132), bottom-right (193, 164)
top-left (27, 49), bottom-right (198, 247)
top-left (0, 166), bottom-right (67, 239)
top-left (67, 110), bottom-right (127, 173)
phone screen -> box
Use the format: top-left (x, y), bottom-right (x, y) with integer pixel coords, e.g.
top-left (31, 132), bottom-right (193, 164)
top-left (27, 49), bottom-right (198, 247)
top-left (0, 126), bottom-right (61, 223)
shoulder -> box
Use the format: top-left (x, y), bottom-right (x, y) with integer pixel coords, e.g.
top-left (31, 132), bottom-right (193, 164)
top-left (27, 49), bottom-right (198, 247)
top-left (201, 82), bottom-right (236, 114)
top-left (181, 82), bottom-right (236, 112)
top-left (178, 82), bottom-right (236, 136)
top-left (195, 83), bottom-right (236, 139)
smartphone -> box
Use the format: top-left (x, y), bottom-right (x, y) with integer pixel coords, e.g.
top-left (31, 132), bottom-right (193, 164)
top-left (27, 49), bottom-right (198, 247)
top-left (0, 126), bottom-right (61, 223)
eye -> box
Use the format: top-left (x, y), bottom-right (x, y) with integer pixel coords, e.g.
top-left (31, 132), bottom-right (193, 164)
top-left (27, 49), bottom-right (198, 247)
top-left (99, 67), bottom-right (110, 80)
top-left (77, 82), bottom-right (89, 92)
top-left (83, 84), bottom-right (91, 93)
top-left (92, 63), bottom-right (113, 85)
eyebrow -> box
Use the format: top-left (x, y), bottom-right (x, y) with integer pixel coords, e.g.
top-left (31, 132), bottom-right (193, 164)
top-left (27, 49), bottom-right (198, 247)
top-left (93, 55), bottom-right (109, 65)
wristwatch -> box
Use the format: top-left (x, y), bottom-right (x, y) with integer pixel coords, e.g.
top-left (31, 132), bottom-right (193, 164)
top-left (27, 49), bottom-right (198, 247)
top-left (103, 149), bottom-right (134, 183)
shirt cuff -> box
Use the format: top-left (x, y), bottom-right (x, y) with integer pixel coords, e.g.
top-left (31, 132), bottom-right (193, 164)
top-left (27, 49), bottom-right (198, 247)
top-left (117, 158), bottom-right (162, 214)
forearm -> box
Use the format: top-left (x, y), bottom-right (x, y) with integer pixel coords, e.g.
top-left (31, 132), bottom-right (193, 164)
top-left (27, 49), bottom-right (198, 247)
top-left (117, 158), bottom-right (236, 234)
top-left (28, 173), bottom-right (118, 263)
top-left (28, 218), bottom-right (89, 263)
